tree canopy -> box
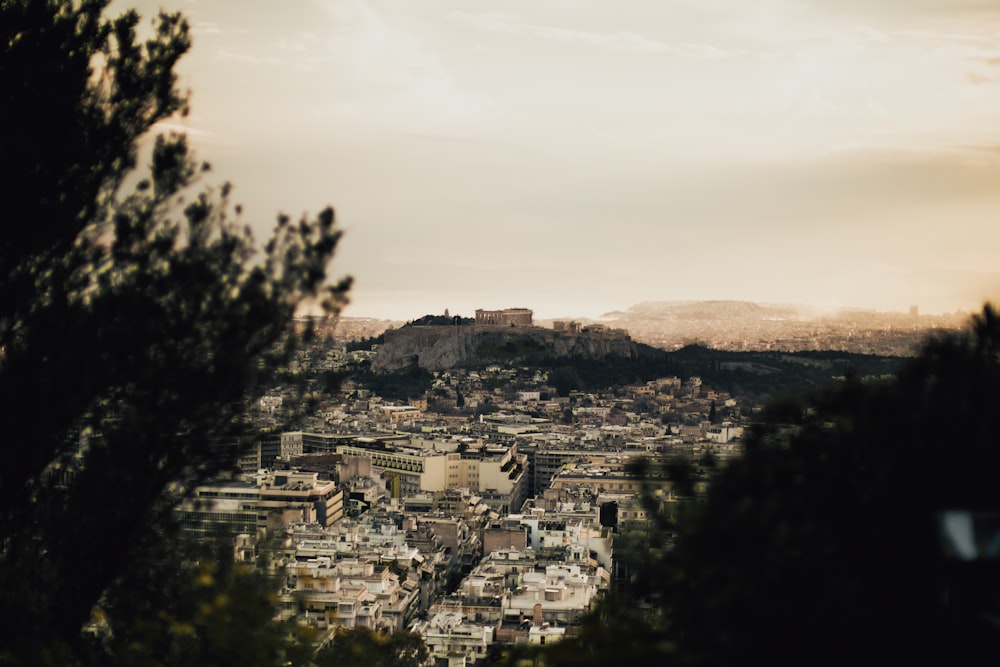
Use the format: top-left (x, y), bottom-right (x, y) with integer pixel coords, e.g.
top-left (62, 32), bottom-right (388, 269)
top-left (0, 0), bottom-right (349, 660)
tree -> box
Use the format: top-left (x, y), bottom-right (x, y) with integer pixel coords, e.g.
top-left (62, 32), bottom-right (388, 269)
top-left (528, 305), bottom-right (1000, 667)
top-left (548, 365), bottom-right (583, 397)
top-left (314, 627), bottom-right (428, 667)
top-left (90, 537), bottom-right (315, 667)
top-left (661, 308), bottom-right (1000, 666)
top-left (0, 0), bottom-right (349, 660)
top-left (562, 407), bottom-right (575, 424)
top-left (697, 449), bottom-right (717, 469)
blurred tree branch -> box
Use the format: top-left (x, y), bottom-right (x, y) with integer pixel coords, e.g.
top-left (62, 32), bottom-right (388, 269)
top-left (0, 0), bottom-right (350, 659)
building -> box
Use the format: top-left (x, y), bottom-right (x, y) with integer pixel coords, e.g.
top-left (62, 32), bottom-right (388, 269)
top-left (475, 308), bottom-right (533, 327)
top-left (705, 421), bottom-right (744, 444)
top-left (276, 558), bottom-right (384, 638)
top-left (502, 563), bottom-right (604, 625)
top-left (412, 610), bottom-right (496, 665)
top-left (335, 441), bottom-right (455, 497)
top-left (444, 550), bottom-right (607, 631)
top-left (530, 448), bottom-right (635, 496)
top-left (331, 436), bottom-right (527, 511)
top-left (176, 470), bottom-right (345, 539)
top-left (176, 482), bottom-right (262, 540)
top-left (256, 470), bottom-right (344, 527)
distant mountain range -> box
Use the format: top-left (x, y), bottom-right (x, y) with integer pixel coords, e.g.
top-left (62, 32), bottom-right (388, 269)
top-left (604, 300), bottom-right (885, 321)
top-left (604, 301), bottom-right (804, 320)
top-left (595, 300), bottom-right (969, 356)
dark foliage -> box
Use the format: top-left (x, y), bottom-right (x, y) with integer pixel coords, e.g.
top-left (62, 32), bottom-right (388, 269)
top-left (403, 314), bottom-right (474, 327)
top-left (0, 0), bottom-right (349, 660)
top-left (349, 362), bottom-right (435, 401)
top-left (544, 343), bottom-right (902, 400)
top-left (548, 365), bottom-right (585, 397)
top-left (85, 535), bottom-right (314, 667)
top-left (345, 333), bottom-right (385, 352)
top-left (475, 338), bottom-right (551, 364)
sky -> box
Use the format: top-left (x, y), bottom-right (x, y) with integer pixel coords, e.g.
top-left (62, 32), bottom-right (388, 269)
top-left (127, 0), bottom-right (1000, 319)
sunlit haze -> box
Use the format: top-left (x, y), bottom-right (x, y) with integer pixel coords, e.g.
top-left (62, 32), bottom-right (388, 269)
top-left (129, 0), bottom-right (1000, 319)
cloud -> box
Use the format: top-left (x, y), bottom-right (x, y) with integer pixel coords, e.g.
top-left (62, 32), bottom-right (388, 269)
top-left (190, 21), bottom-right (247, 36)
top-left (895, 29), bottom-right (984, 42)
top-left (962, 144), bottom-right (1000, 156)
top-left (216, 49), bottom-right (282, 66)
top-left (966, 70), bottom-right (996, 84)
top-left (151, 121), bottom-right (217, 138)
top-left (800, 0), bottom-right (1000, 21)
top-left (147, 119), bottom-right (242, 148)
top-left (845, 24), bottom-right (890, 43)
top-left (192, 21), bottom-right (220, 35)
top-left (447, 11), bottom-right (729, 59)
top-left (293, 0), bottom-right (486, 123)
top-left (276, 32), bottom-right (318, 53)
top-left (819, 140), bottom-right (1000, 166)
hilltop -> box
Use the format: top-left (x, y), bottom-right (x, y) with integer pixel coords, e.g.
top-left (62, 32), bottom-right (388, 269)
top-left (371, 322), bottom-right (636, 371)
top-left (326, 299), bottom-right (971, 359)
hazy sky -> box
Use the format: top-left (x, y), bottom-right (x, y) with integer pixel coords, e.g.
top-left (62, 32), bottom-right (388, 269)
top-left (128, 0), bottom-right (1000, 319)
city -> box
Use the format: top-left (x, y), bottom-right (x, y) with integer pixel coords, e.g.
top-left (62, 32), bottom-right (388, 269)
top-left (5, 1), bottom-right (1000, 665)
top-left (172, 308), bottom-right (757, 663)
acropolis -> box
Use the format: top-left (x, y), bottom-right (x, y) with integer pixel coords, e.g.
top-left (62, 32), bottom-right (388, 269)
top-left (475, 308), bottom-right (533, 327)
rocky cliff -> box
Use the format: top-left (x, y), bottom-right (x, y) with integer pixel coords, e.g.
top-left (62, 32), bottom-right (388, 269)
top-left (371, 325), bottom-right (637, 371)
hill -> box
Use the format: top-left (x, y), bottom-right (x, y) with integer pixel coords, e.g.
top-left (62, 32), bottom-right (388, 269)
top-left (371, 323), bottom-right (636, 371)
top-left (353, 320), bottom-right (902, 403)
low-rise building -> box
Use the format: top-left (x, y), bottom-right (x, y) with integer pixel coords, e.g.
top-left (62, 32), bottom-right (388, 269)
top-left (176, 469), bottom-right (344, 540)
top-left (411, 610), bottom-right (496, 665)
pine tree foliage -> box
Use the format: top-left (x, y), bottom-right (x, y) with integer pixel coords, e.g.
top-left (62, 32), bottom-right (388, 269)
top-left (91, 538), bottom-right (315, 667)
top-left (0, 0), bottom-right (350, 658)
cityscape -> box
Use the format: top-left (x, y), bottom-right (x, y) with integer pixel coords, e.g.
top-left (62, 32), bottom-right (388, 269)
top-left (145, 303), bottom-right (977, 663)
top-left (334, 299), bottom-right (972, 357)
top-left (174, 307), bottom-right (772, 661)
top-left (5, 0), bottom-right (1000, 665)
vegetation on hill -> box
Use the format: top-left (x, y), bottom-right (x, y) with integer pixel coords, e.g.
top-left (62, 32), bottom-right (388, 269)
top-left (348, 362), bottom-right (435, 401)
top-left (657, 343), bottom-right (901, 400)
top-left (475, 338), bottom-right (552, 364)
top-left (402, 313), bottom-right (475, 327)
top-left (345, 334), bottom-right (385, 351)
top-left (341, 338), bottom-right (901, 405)
top-left (347, 315), bottom-right (901, 401)
top-left (529, 342), bottom-right (901, 401)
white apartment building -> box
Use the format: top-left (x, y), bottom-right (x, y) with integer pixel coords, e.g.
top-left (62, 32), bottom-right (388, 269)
top-left (503, 563), bottom-right (602, 625)
top-left (336, 438), bottom-right (527, 511)
top-left (411, 611), bottom-right (495, 665)
top-left (277, 565), bottom-right (380, 642)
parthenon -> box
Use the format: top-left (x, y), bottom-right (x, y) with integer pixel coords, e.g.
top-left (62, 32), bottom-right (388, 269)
top-left (475, 308), bottom-right (533, 327)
